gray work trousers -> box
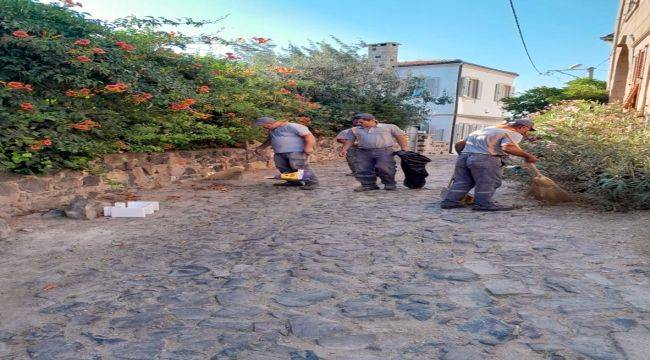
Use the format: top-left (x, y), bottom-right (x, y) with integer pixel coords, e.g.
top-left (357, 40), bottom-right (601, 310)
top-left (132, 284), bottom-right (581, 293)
top-left (346, 147), bottom-right (359, 174)
top-left (353, 147), bottom-right (396, 187)
top-left (274, 152), bottom-right (319, 185)
top-left (442, 153), bottom-right (502, 207)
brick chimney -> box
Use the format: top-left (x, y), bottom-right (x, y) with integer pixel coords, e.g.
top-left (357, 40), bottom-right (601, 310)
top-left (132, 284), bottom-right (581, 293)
top-left (367, 42), bottom-right (400, 70)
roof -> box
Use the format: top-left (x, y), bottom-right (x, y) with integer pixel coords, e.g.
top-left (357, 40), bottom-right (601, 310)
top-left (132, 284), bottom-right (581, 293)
top-left (600, 33), bottom-right (614, 42)
top-left (367, 42), bottom-right (401, 46)
top-left (397, 59), bottom-right (518, 76)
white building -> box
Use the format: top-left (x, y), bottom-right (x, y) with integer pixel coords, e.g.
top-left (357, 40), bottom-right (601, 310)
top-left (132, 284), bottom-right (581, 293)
top-left (369, 44), bottom-right (518, 152)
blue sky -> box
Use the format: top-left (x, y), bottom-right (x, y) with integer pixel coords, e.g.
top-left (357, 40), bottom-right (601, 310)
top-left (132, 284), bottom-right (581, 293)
top-left (75, 0), bottom-right (618, 91)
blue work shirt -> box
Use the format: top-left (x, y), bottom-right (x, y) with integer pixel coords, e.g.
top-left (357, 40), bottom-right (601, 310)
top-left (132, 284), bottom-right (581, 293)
top-left (269, 123), bottom-right (312, 154)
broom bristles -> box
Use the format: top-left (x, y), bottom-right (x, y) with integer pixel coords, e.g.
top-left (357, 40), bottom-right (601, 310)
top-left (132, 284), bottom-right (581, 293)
top-left (529, 175), bottom-right (572, 203)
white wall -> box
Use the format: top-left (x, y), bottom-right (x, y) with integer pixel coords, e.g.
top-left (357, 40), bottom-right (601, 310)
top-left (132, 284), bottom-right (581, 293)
top-left (458, 64), bottom-right (516, 119)
top-left (396, 63), bottom-right (461, 142)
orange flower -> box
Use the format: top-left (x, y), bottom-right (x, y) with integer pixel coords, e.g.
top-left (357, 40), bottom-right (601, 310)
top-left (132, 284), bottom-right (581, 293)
top-left (225, 52), bottom-right (239, 60)
top-left (72, 119), bottom-right (100, 131)
top-left (23, 84), bottom-right (33, 92)
top-left (115, 140), bottom-right (127, 149)
top-left (92, 47), bottom-right (106, 55)
top-left (12, 30), bottom-right (29, 38)
top-left (20, 102), bottom-right (35, 111)
top-left (78, 88), bottom-right (91, 96)
top-left (72, 124), bottom-right (90, 131)
top-left (65, 90), bottom-right (77, 97)
top-left (306, 102), bottom-right (321, 109)
top-left (274, 66), bottom-right (300, 75)
top-left (278, 88), bottom-right (291, 95)
top-left (31, 138), bottom-right (52, 150)
top-left (115, 41), bottom-right (135, 51)
top-left (76, 55), bottom-right (91, 63)
top-left (287, 80), bottom-right (297, 87)
top-left (7, 81), bottom-right (24, 89)
top-left (104, 83), bottom-right (128, 93)
top-left (163, 143), bottom-right (174, 150)
top-left (132, 92), bottom-right (153, 103)
top-left (74, 38), bottom-right (91, 46)
top-left (182, 98), bottom-right (196, 106)
top-left (171, 103), bottom-right (189, 111)
top-left (252, 37), bottom-right (271, 44)
top-left (198, 85), bottom-right (210, 94)
top-left (168, 31), bottom-right (177, 37)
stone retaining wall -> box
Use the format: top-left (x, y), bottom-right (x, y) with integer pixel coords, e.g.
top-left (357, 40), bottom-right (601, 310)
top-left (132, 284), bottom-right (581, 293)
top-left (0, 138), bottom-right (340, 218)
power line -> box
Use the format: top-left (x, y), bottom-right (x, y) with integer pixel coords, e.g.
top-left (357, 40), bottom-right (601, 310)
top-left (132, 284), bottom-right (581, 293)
top-left (507, 0), bottom-right (543, 75)
top-left (593, 55), bottom-right (611, 69)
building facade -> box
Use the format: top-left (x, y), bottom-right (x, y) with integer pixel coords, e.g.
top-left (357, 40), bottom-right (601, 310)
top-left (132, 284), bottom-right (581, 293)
top-left (395, 60), bottom-right (517, 151)
top-left (606, 0), bottom-right (650, 118)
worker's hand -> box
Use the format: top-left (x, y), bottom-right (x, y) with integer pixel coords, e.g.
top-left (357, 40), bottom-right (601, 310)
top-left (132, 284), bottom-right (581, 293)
top-left (524, 154), bottom-right (538, 163)
top-left (304, 148), bottom-right (313, 156)
top-left (339, 148), bottom-right (348, 157)
top-left (401, 147), bottom-right (410, 152)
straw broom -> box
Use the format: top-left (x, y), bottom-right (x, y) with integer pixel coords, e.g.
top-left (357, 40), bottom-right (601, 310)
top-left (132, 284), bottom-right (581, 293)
top-left (525, 163), bottom-right (572, 203)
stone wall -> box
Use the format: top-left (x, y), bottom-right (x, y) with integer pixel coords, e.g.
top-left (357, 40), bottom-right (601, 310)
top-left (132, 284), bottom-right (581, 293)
top-left (0, 138), bottom-right (340, 218)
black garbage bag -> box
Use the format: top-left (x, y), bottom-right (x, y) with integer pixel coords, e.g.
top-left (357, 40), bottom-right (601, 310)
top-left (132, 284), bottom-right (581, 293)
top-left (395, 151), bottom-right (431, 189)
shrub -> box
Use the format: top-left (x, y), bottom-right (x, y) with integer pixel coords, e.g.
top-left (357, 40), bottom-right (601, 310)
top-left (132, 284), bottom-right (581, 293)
top-left (523, 101), bottom-right (650, 211)
top-left (0, 0), bottom-right (328, 174)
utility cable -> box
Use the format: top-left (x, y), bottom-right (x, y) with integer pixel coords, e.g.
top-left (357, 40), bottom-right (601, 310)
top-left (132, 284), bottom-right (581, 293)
top-left (508, 0), bottom-right (543, 75)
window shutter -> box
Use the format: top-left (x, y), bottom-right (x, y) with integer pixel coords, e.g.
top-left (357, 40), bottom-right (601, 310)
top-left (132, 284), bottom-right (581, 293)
top-left (460, 77), bottom-right (469, 96)
top-left (476, 81), bottom-right (482, 99)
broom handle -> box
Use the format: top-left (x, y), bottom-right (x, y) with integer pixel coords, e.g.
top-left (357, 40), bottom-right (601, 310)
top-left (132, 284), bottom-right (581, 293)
top-left (526, 162), bottom-right (543, 177)
top-left (503, 132), bottom-right (543, 177)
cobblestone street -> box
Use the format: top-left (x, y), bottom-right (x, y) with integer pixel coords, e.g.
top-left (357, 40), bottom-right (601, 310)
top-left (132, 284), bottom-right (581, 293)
top-left (0, 156), bottom-right (648, 360)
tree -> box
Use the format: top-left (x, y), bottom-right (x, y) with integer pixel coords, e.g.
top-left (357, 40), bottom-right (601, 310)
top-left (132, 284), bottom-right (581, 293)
top-left (237, 38), bottom-right (445, 132)
top-left (502, 78), bottom-right (609, 116)
top-left (563, 78), bottom-right (608, 103)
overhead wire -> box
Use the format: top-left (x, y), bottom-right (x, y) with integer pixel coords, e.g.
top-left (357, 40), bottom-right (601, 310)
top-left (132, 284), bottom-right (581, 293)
top-left (507, 0), bottom-right (543, 75)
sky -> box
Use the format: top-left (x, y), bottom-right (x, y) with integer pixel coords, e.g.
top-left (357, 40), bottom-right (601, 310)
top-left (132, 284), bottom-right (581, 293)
top-left (72, 0), bottom-right (619, 91)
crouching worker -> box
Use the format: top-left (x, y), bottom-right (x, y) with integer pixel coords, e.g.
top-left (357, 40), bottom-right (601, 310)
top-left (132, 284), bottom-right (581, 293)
top-left (336, 117), bottom-right (360, 176)
top-left (339, 113), bottom-right (409, 192)
top-left (441, 118), bottom-right (538, 211)
top-left (253, 116), bottom-right (319, 190)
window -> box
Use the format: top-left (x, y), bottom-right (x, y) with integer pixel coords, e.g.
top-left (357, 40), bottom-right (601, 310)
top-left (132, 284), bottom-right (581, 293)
top-left (494, 83), bottom-right (513, 101)
top-left (412, 77), bottom-right (440, 97)
top-left (460, 78), bottom-right (481, 99)
top-left (624, 0), bottom-right (639, 20)
top-left (425, 77), bottom-right (440, 97)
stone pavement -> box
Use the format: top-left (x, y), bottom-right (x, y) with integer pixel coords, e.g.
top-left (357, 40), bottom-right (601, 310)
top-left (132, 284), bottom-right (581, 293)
top-left (0, 156), bottom-right (648, 359)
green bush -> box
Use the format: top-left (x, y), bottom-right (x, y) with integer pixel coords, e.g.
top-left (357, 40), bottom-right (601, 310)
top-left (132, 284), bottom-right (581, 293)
top-left (0, 0), bottom-right (328, 174)
top-left (503, 78), bottom-right (608, 116)
top-left (524, 101), bottom-right (650, 211)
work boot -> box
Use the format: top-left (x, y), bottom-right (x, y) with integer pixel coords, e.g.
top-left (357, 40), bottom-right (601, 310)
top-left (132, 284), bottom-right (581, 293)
top-left (300, 183), bottom-right (318, 190)
top-left (384, 184), bottom-right (397, 191)
top-left (273, 181), bottom-right (302, 187)
top-left (440, 202), bottom-right (466, 209)
top-left (353, 185), bottom-right (380, 192)
top-left (472, 204), bottom-right (521, 211)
